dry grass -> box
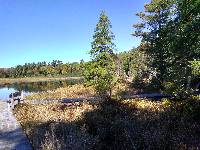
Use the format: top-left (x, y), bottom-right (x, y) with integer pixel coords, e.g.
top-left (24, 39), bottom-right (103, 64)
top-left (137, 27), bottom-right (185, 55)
top-left (25, 82), bottom-right (127, 101)
top-left (25, 84), bottom-right (95, 100)
top-left (14, 97), bottom-right (200, 150)
top-left (15, 102), bottom-right (98, 123)
top-left (14, 101), bottom-right (98, 150)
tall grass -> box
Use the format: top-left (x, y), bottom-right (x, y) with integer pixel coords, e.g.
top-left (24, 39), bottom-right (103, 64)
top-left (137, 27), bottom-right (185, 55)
top-left (25, 84), bottom-right (95, 101)
top-left (14, 97), bottom-right (200, 149)
top-left (14, 102), bottom-right (97, 150)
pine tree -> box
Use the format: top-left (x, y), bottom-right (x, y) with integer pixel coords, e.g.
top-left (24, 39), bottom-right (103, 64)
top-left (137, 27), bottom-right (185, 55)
top-left (84, 11), bottom-right (117, 99)
top-left (133, 0), bottom-right (176, 90)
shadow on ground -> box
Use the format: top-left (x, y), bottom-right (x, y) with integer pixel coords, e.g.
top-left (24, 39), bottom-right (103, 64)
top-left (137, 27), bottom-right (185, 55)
top-left (0, 128), bottom-right (32, 150)
top-left (16, 98), bottom-right (200, 150)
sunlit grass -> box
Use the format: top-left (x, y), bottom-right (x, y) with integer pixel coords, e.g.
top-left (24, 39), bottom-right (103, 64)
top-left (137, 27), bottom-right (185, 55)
top-left (25, 82), bottom-right (128, 101)
top-left (14, 101), bottom-right (98, 149)
top-left (25, 84), bottom-right (95, 101)
top-left (15, 102), bottom-right (98, 125)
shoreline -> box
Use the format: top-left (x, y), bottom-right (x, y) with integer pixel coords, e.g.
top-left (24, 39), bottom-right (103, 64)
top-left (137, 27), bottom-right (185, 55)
top-left (0, 77), bottom-right (83, 86)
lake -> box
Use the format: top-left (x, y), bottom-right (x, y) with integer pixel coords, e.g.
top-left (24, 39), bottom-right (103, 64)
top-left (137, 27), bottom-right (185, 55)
top-left (0, 79), bottom-right (83, 101)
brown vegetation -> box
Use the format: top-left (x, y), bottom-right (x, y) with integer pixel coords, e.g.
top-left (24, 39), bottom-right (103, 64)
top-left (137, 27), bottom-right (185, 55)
top-left (25, 84), bottom-right (95, 100)
top-left (25, 82), bottom-right (128, 101)
top-left (14, 97), bottom-right (200, 150)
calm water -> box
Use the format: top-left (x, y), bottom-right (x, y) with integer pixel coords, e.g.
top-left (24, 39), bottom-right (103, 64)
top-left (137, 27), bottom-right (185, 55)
top-left (0, 79), bottom-right (83, 100)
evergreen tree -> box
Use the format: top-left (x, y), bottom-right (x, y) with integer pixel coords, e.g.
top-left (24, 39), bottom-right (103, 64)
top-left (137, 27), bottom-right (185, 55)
top-left (168, 0), bottom-right (200, 91)
top-left (133, 0), bottom-right (200, 93)
top-left (133, 0), bottom-right (178, 90)
top-left (84, 11), bottom-right (117, 98)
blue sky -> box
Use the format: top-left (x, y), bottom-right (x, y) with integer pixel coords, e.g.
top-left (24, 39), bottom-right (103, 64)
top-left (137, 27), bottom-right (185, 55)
top-left (0, 0), bottom-right (149, 68)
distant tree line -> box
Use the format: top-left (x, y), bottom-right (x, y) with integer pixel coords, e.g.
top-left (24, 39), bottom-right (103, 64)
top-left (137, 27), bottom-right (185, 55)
top-left (0, 60), bottom-right (85, 78)
top-left (0, 49), bottom-right (146, 80)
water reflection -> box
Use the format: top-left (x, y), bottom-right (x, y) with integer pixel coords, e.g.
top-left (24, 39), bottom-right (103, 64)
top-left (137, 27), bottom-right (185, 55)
top-left (0, 79), bottom-right (84, 92)
top-left (0, 88), bottom-right (16, 100)
top-left (0, 79), bottom-right (83, 100)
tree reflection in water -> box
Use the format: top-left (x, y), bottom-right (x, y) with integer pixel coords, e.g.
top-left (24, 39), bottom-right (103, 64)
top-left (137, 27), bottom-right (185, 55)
top-left (2, 79), bottom-right (84, 93)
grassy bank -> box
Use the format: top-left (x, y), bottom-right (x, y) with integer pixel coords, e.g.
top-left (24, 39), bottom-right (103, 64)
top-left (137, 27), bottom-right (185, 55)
top-left (25, 84), bottom-right (95, 101)
top-left (0, 77), bottom-right (83, 86)
top-left (25, 82), bottom-right (127, 101)
top-left (14, 96), bottom-right (200, 149)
